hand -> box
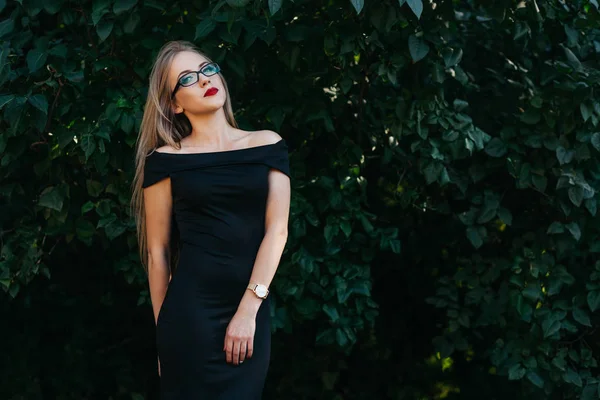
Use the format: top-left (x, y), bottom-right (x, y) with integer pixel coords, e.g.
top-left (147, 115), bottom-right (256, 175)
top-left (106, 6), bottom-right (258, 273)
top-left (157, 356), bottom-right (161, 377)
top-left (223, 309), bottom-right (256, 365)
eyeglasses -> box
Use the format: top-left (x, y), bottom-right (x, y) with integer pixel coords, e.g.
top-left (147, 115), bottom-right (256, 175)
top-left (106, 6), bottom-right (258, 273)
top-left (171, 62), bottom-right (221, 99)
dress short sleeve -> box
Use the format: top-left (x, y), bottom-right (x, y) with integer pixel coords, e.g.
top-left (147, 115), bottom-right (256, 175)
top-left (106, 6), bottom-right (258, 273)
top-left (142, 151), bottom-right (170, 188)
top-left (263, 140), bottom-right (290, 178)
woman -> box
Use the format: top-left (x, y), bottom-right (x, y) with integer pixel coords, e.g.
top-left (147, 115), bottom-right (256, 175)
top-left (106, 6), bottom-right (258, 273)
top-left (130, 40), bottom-right (291, 399)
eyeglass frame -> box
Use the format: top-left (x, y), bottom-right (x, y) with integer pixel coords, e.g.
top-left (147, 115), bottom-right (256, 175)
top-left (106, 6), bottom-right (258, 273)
top-left (171, 62), bottom-right (221, 99)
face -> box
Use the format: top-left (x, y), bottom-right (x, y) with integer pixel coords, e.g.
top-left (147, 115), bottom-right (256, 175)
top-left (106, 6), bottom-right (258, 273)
top-left (169, 51), bottom-right (226, 115)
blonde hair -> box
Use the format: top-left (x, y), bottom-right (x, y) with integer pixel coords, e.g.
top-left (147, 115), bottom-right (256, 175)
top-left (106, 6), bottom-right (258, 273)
top-left (130, 40), bottom-right (239, 275)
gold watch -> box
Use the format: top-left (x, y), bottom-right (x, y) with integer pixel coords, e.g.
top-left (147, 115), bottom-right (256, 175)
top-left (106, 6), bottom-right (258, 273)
top-left (247, 283), bottom-right (269, 299)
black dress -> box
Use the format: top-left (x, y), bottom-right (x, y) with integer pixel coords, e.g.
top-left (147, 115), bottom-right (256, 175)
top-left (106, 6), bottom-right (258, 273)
top-left (142, 139), bottom-right (290, 399)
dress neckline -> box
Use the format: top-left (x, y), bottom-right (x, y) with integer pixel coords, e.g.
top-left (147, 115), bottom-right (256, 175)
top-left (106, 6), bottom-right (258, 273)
top-left (153, 139), bottom-right (285, 157)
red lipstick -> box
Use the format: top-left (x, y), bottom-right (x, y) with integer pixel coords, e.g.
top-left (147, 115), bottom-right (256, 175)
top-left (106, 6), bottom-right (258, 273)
top-left (204, 88), bottom-right (219, 97)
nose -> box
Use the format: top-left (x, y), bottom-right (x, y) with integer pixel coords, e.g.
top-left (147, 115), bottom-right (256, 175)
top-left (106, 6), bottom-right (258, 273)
top-left (198, 73), bottom-right (211, 86)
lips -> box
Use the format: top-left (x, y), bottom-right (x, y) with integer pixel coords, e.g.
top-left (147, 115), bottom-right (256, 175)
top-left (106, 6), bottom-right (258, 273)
top-left (204, 87), bottom-right (219, 97)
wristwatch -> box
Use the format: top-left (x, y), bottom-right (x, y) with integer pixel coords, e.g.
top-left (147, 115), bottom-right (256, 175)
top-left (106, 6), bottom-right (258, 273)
top-left (247, 283), bottom-right (269, 299)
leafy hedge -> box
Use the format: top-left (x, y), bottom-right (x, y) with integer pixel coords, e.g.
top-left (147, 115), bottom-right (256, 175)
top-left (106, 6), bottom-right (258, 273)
top-left (2, 0), bottom-right (600, 398)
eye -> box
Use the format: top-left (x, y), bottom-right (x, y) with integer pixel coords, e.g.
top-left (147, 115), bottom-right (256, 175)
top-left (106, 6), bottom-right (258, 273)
top-left (179, 73), bottom-right (195, 85)
top-left (202, 64), bottom-right (218, 75)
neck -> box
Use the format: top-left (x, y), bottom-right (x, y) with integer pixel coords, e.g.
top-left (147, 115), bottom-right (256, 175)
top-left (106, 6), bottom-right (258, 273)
top-left (183, 107), bottom-right (234, 146)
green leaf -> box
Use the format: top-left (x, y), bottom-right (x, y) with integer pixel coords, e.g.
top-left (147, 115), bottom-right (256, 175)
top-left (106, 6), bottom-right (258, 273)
top-left (563, 46), bottom-right (582, 70)
top-left (508, 363), bottom-right (526, 380)
top-left (92, 0), bottom-right (111, 26)
top-left (466, 226), bottom-right (484, 248)
top-left (406, 0), bottom-right (423, 19)
top-left (96, 18), bottom-right (114, 42)
top-left (323, 304), bottom-right (339, 323)
top-left (458, 208), bottom-right (476, 226)
top-left (359, 214), bottom-right (374, 233)
top-left (585, 198), bottom-right (597, 216)
top-left (28, 94), bottom-right (48, 114)
top-left (0, 18), bottom-right (14, 38)
top-left (408, 34), bottom-right (429, 63)
top-left (520, 108), bottom-right (540, 125)
top-left (484, 138), bottom-right (507, 157)
top-left (76, 218), bottom-right (95, 240)
top-left (335, 328), bottom-right (348, 347)
top-left (531, 174), bottom-right (547, 192)
top-left (0, 94), bottom-right (15, 109)
top-left (497, 207), bottom-right (512, 225)
top-left (568, 186), bottom-right (583, 207)
top-left (98, 214), bottom-right (117, 228)
top-left (514, 21), bottom-right (530, 40)
top-left (349, 0), bottom-right (363, 14)
top-left (80, 134), bottom-right (96, 159)
top-left (573, 308), bottom-right (591, 327)
top-left (563, 368), bottom-right (583, 387)
top-left (522, 285), bottom-right (540, 301)
top-left (226, 0), bottom-right (251, 6)
top-left (587, 291), bottom-right (600, 312)
top-left (423, 162), bottom-right (442, 184)
top-left (547, 221), bottom-right (564, 234)
top-left (105, 221), bottom-right (127, 240)
top-left (120, 113), bottom-right (134, 133)
top-left (582, 385), bottom-right (597, 400)
top-left (592, 133), bottom-right (600, 151)
top-left (113, 0), bottom-right (137, 14)
top-left (542, 318), bottom-right (561, 338)
top-left (9, 282), bottom-right (19, 298)
top-left (565, 222), bottom-right (581, 241)
top-left (565, 25), bottom-right (579, 47)
top-left (38, 186), bottom-right (64, 211)
top-left (26, 49), bottom-right (47, 73)
top-left (324, 224), bottom-right (336, 243)
top-left (526, 370), bottom-right (544, 388)
top-left (86, 180), bottom-right (103, 197)
top-left (581, 102), bottom-right (592, 122)
top-left (195, 19), bottom-right (216, 40)
top-left (81, 201), bottom-right (95, 214)
top-left (43, 0), bottom-right (62, 14)
top-left (556, 146), bottom-right (575, 165)
top-left (123, 11), bottom-right (140, 34)
top-left (477, 200), bottom-right (498, 224)
top-left (441, 47), bottom-right (462, 68)
top-left (390, 239), bottom-right (401, 254)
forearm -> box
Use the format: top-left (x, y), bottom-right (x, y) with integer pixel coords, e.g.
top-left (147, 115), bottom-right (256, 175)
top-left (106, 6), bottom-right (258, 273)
top-left (238, 230), bottom-right (288, 315)
top-left (147, 251), bottom-right (171, 325)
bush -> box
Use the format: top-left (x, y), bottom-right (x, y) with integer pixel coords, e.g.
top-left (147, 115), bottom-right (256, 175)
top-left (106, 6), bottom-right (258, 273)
top-left (1, 0), bottom-right (600, 398)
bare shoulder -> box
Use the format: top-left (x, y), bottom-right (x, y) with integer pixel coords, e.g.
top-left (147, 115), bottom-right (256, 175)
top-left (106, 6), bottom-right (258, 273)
top-left (155, 144), bottom-right (178, 154)
top-left (248, 130), bottom-right (283, 147)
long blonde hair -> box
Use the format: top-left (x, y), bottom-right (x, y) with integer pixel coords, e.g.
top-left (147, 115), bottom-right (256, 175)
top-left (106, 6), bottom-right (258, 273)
top-left (130, 40), bottom-right (239, 275)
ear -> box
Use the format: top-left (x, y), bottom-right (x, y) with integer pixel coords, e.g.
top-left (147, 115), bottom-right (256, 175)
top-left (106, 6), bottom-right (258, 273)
top-left (172, 102), bottom-right (183, 114)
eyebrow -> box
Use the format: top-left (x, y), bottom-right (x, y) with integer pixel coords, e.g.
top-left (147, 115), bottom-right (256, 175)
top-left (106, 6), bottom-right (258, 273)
top-left (177, 61), bottom-right (209, 79)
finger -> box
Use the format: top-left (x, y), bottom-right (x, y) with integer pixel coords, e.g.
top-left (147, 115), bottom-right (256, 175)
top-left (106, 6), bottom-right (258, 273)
top-left (239, 341), bottom-right (247, 364)
top-left (233, 340), bottom-right (241, 365)
top-left (225, 338), bottom-right (233, 364)
top-left (247, 337), bottom-right (254, 359)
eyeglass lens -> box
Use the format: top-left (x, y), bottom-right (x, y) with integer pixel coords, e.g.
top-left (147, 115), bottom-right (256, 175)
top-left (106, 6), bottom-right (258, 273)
top-left (179, 64), bottom-right (220, 87)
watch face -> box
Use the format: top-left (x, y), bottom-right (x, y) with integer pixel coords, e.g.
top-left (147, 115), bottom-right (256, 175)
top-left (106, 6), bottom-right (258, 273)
top-left (256, 285), bottom-right (268, 297)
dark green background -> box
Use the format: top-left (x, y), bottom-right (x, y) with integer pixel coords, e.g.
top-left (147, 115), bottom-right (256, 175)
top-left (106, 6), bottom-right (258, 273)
top-left (2, 0), bottom-right (600, 398)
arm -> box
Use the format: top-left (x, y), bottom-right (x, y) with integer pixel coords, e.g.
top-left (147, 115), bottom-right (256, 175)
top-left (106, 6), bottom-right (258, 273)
top-left (238, 165), bottom-right (291, 315)
top-left (143, 176), bottom-right (173, 326)
top-left (224, 133), bottom-right (291, 365)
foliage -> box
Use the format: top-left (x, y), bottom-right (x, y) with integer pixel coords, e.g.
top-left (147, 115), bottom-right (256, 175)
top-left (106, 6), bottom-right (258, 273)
top-left (1, 0), bottom-right (600, 398)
